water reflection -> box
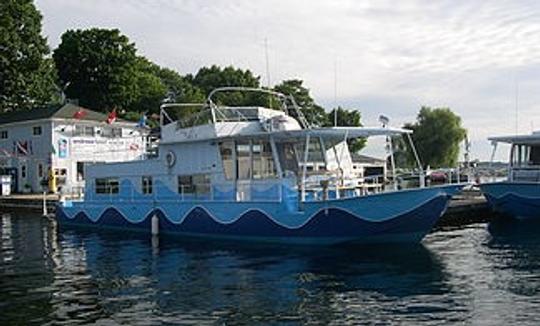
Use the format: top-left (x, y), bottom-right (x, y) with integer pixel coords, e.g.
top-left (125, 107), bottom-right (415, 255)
top-left (5, 211), bottom-right (540, 324)
top-left (55, 225), bottom-right (453, 325)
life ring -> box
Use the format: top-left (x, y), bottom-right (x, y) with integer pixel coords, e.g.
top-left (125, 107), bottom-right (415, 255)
top-left (165, 151), bottom-right (176, 168)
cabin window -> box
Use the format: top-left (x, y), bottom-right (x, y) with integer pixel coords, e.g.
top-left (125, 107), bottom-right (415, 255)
top-left (252, 141), bottom-right (277, 179)
top-left (95, 178), bottom-right (119, 194)
top-left (142, 176), bottom-right (153, 194)
top-left (276, 142), bottom-right (299, 177)
top-left (178, 174), bottom-right (211, 198)
top-left (33, 126), bottom-right (42, 136)
top-left (74, 125), bottom-right (95, 137)
top-left (529, 146), bottom-right (540, 165)
top-left (219, 141), bottom-right (235, 179)
top-left (236, 141), bottom-right (251, 179)
top-left (0, 131), bottom-right (8, 139)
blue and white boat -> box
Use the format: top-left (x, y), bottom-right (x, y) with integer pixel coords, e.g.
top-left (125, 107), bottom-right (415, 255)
top-left (56, 87), bottom-right (463, 245)
top-left (480, 131), bottom-right (540, 220)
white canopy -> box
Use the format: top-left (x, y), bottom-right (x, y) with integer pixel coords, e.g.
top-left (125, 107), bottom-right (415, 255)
top-left (238, 126), bottom-right (412, 141)
top-left (489, 131), bottom-right (540, 145)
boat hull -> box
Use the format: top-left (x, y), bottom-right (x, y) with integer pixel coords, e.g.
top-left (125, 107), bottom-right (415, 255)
top-left (56, 185), bottom-right (463, 245)
top-left (480, 182), bottom-right (540, 220)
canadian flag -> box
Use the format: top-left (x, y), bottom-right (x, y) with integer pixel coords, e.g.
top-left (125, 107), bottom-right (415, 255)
top-left (106, 108), bottom-right (117, 124)
top-left (73, 108), bottom-right (86, 119)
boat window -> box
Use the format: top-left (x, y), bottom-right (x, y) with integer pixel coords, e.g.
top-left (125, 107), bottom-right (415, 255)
top-left (178, 174), bottom-right (211, 197)
top-left (142, 176), bottom-right (153, 194)
top-left (529, 146), bottom-right (540, 165)
top-left (236, 141), bottom-right (251, 179)
top-left (219, 141), bottom-right (235, 179)
top-left (276, 142), bottom-right (299, 177)
top-left (95, 178), bottom-right (119, 194)
top-left (252, 141), bottom-right (277, 179)
top-left (512, 144), bottom-right (531, 167)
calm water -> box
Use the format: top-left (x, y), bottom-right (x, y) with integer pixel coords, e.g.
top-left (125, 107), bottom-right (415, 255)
top-left (2, 211), bottom-right (540, 325)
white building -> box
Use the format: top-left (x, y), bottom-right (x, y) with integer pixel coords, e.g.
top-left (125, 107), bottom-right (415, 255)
top-left (0, 103), bottom-right (148, 193)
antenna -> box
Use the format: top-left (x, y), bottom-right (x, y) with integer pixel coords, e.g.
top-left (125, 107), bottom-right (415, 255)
top-left (514, 76), bottom-right (519, 134)
top-left (264, 38), bottom-right (271, 88)
top-left (334, 57), bottom-right (338, 126)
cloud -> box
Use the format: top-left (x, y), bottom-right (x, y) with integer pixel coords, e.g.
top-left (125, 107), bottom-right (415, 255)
top-left (35, 0), bottom-right (540, 160)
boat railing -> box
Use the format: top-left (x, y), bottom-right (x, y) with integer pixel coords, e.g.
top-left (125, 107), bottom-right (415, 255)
top-left (510, 167), bottom-right (540, 182)
top-left (160, 87), bottom-right (311, 129)
top-left (84, 179), bottom-right (285, 204)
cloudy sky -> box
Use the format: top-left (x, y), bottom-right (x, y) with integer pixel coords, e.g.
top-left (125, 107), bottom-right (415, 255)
top-left (35, 0), bottom-right (540, 161)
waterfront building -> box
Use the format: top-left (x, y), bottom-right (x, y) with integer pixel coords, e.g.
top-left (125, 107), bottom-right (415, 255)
top-left (0, 103), bottom-right (148, 193)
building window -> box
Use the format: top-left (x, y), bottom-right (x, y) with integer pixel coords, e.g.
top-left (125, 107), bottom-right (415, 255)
top-left (38, 163), bottom-right (44, 178)
top-left (178, 174), bottom-right (210, 198)
top-left (0, 131), bottom-right (7, 139)
top-left (142, 176), bottom-right (153, 194)
top-left (33, 126), bottom-right (42, 136)
top-left (21, 165), bottom-right (26, 179)
top-left (95, 178), bottom-right (119, 194)
top-left (74, 125), bottom-right (95, 137)
top-left (102, 127), bottom-right (122, 138)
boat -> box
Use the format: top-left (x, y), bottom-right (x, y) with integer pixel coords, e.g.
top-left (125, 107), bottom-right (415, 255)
top-left (55, 87), bottom-right (464, 245)
top-left (479, 131), bottom-right (540, 220)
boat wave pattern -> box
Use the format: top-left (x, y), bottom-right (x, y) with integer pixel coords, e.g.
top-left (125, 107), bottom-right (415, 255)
top-left (481, 182), bottom-right (540, 219)
top-left (58, 184), bottom-right (462, 242)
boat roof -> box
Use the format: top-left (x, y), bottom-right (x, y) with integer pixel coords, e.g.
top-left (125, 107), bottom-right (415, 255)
top-left (220, 126), bottom-right (411, 141)
top-left (489, 131), bottom-right (540, 145)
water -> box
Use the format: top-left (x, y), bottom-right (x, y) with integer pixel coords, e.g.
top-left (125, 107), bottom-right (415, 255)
top-left (2, 211), bottom-right (540, 325)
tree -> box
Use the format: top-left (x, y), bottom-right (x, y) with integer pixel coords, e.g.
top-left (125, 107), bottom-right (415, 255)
top-left (53, 28), bottom-right (139, 111)
top-left (155, 67), bottom-right (205, 104)
top-left (189, 65), bottom-right (261, 106)
top-left (404, 107), bottom-right (467, 168)
top-left (273, 79), bottom-right (328, 127)
top-left (126, 57), bottom-right (168, 114)
top-left (0, 0), bottom-right (57, 111)
top-left (326, 107), bottom-right (366, 152)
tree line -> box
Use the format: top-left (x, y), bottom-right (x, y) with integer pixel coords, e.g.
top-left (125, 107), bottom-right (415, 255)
top-left (0, 0), bottom-right (466, 167)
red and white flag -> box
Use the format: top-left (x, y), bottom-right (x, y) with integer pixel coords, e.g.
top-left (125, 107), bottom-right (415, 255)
top-left (106, 108), bottom-right (117, 124)
top-left (73, 107), bottom-right (86, 119)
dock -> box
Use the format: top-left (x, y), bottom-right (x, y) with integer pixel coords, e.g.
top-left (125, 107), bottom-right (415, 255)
top-left (0, 194), bottom-right (58, 212)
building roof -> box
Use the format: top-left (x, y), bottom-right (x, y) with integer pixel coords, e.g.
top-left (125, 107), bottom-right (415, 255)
top-left (0, 103), bottom-right (126, 125)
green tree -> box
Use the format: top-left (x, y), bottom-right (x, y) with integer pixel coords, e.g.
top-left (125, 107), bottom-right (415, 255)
top-left (127, 58), bottom-right (167, 114)
top-left (404, 107), bottom-right (467, 168)
top-left (326, 107), bottom-right (366, 152)
top-left (273, 79), bottom-right (328, 127)
top-left (189, 65), bottom-right (261, 106)
top-left (0, 0), bottom-right (57, 111)
top-left (154, 67), bottom-right (205, 104)
top-left (53, 28), bottom-right (139, 111)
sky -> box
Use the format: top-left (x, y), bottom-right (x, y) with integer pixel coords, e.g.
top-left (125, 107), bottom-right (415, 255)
top-left (35, 0), bottom-right (540, 161)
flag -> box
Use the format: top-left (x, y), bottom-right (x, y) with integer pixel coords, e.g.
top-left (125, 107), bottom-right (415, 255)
top-left (14, 140), bottom-right (31, 156)
top-left (107, 108), bottom-right (117, 124)
top-left (137, 113), bottom-right (147, 128)
top-left (73, 108), bottom-right (86, 119)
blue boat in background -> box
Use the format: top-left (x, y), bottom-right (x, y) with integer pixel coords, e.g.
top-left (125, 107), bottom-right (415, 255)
top-left (56, 87), bottom-right (463, 245)
top-left (480, 131), bottom-right (540, 220)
